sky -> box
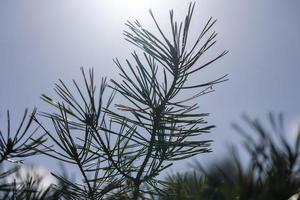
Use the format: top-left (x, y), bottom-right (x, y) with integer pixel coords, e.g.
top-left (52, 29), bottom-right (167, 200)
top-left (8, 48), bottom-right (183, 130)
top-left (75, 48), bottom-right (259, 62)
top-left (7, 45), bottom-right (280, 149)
top-left (1, 0), bottom-right (300, 175)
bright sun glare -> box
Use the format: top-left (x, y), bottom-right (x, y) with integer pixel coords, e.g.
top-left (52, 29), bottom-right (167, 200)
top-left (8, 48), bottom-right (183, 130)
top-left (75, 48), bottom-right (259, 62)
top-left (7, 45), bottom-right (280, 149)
top-left (110, 0), bottom-right (161, 16)
top-left (117, 0), bottom-right (156, 9)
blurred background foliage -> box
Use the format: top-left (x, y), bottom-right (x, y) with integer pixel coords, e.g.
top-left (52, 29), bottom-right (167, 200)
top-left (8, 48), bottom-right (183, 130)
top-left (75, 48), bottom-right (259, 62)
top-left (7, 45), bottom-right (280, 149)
top-left (1, 2), bottom-right (300, 199)
top-left (160, 114), bottom-right (300, 200)
top-left (1, 112), bottom-right (299, 199)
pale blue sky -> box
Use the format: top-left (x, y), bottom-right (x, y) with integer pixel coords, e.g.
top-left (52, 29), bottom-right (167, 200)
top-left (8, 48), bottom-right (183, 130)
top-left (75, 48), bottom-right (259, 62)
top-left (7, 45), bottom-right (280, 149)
top-left (1, 0), bottom-right (300, 174)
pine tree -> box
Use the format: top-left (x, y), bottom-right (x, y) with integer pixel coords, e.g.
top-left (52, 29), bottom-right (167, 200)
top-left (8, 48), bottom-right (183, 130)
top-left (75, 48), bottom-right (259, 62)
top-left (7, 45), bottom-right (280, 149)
top-left (0, 2), bottom-right (226, 199)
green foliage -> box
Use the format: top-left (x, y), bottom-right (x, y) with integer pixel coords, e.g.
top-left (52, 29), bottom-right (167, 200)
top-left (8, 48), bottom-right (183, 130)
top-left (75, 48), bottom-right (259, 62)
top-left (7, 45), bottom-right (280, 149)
top-left (161, 114), bottom-right (300, 200)
top-left (0, 109), bottom-right (54, 199)
top-left (106, 2), bottom-right (226, 197)
top-left (2, 2), bottom-right (300, 199)
top-left (36, 69), bottom-right (122, 199)
top-left (33, 3), bottom-right (225, 199)
top-left (0, 2), bottom-right (227, 199)
top-left (0, 109), bottom-right (45, 164)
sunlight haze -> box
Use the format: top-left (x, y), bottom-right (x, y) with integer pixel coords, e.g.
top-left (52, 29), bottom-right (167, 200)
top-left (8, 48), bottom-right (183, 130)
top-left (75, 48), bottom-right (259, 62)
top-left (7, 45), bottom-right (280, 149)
top-left (1, 0), bottom-right (300, 175)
